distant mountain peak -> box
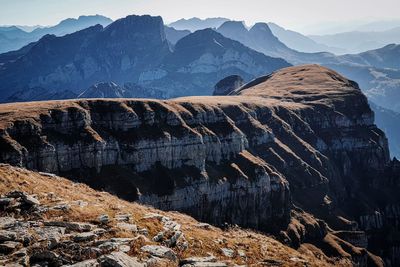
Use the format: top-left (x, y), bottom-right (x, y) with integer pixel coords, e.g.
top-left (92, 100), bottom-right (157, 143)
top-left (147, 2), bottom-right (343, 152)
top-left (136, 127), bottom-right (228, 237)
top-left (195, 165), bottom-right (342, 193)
top-left (218, 21), bottom-right (248, 31)
top-left (169, 17), bottom-right (229, 32)
top-left (250, 22), bottom-right (274, 34)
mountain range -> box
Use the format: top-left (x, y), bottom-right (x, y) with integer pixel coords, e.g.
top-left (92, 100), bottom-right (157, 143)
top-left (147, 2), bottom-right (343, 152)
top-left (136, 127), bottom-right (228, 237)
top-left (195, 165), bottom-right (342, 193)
top-left (0, 15), bottom-right (289, 102)
top-left (1, 14), bottom-right (399, 158)
top-left (168, 17), bottom-right (229, 32)
top-left (0, 15), bottom-right (112, 53)
top-left (267, 22), bottom-right (345, 54)
top-left (309, 27), bottom-right (400, 54)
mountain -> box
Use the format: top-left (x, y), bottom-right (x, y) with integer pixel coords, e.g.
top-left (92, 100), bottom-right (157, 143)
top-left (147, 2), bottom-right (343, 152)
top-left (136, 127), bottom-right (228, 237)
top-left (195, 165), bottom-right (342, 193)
top-left (78, 82), bottom-right (167, 99)
top-left (340, 44), bottom-right (400, 69)
top-left (0, 15), bottom-right (112, 53)
top-left (6, 88), bottom-right (77, 102)
top-left (216, 21), bottom-right (340, 65)
top-left (31, 15), bottom-right (112, 37)
top-left (268, 22), bottom-right (345, 54)
top-left (215, 21), bottom-right (400, 117)
top-left (309, 27), bottom-right (400, 54)
top-left (371, 102), bottom-right (400, 158)
top-left (168, 17), bottom-right (229, 32)
top-left (164, 26), bottom-right (190, 45)
top-left (0, 15), bottom-right (290, 102)
top-left (355, 20), bottom-right (400, 32)
top-left (0, 26), bottom-right (32, 53)
top-left (1, 65), bottom-right (398, 265)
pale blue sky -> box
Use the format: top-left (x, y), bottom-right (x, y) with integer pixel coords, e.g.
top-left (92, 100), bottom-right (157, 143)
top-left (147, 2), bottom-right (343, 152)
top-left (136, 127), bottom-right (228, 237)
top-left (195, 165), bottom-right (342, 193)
top-left (0, 0), bottom-right (399, 33)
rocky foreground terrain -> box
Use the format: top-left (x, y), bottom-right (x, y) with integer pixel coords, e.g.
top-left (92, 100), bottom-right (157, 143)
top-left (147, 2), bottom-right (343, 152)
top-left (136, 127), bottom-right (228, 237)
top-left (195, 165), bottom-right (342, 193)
top-left (0, 164), bottom-right (345, 266)
top-left (0, 65), bottom-right (399, 266)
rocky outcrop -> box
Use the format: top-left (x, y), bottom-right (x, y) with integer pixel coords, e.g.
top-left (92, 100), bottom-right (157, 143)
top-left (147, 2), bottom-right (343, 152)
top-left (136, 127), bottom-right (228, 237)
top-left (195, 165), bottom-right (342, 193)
top-left (0, 65), bottom-right (397, 265)
top-left (213, 75), bottom-right (244, 96)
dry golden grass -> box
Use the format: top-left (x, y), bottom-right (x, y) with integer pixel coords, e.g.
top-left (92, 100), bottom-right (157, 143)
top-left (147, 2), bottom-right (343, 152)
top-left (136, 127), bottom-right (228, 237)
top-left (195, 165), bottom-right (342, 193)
top-left (0, 164), bottom-right (348, 266)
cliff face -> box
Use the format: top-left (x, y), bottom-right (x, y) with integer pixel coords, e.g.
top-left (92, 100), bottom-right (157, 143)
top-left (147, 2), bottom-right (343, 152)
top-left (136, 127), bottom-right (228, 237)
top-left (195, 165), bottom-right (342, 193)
top-left (0, 65), bottom-right (396, 265)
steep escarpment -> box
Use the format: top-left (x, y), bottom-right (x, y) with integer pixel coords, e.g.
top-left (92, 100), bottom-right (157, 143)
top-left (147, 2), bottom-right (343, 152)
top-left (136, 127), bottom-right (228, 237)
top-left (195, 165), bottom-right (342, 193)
top-left (0, 65), bottom-right (396, 265)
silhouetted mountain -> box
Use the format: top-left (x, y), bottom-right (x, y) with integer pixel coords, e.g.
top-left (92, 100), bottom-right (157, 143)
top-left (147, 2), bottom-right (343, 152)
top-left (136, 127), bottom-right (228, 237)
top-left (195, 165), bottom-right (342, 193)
top-left (340, 44), bottom-right (400, 69)
top-left (6, 87), bottom-right (77, 102)
top-left (32, 15), bottom-right (112, 37)
top-left (78, 82), bottom-right (167, 99)
top-left (356, 20), bottom-right (400, 32)
top-left (164, 26), bottom-right (190, 45)
top-left (0, 15), bottom-right (112, 53)
top-left (0, 15), bottom-right (290, 101)
top-left (309, 27), bottom-right (400, 54)
top-left (216, 20), bottom-right (400, 117)
top-left (169, 17), bottom-right (229, 32)
top-left (216, 21), bottom-right (340, 64)
top-left (267, 22), bottom-right (345, 54)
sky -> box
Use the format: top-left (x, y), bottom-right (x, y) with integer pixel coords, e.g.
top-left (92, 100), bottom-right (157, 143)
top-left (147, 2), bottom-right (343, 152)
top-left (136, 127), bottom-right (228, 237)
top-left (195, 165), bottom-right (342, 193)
top-left (0, 0), bottom-right (399, 34)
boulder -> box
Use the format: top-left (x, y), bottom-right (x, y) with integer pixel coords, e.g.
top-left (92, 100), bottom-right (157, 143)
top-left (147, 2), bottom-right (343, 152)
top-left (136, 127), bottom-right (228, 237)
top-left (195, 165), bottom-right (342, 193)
top-left (0, 217), bottom-right (17, 229)
top-left (140, 245), bottom-right (177, 261)
top-left (73, 232), bottom-right (98, 242)
top-left (66, 259), bottom-right (99, 267)
top-left (99, 252), bottom-right (144, 267)
top-left (0, 230), bottom-right (17, 242)
top-left (0, 241), bottom-right (21, 254)
top-left (116, 223), bottom-right (137, 233)
top-left (44, 221), bottom-right (95, 232)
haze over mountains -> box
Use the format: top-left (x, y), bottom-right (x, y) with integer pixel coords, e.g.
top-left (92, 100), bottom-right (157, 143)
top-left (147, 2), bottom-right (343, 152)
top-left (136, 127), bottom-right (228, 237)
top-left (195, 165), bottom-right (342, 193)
top-left (0, 15), bottom-right (112, 53)
top-left (0, 15), bottom-right (289, 102)
top-left (1, 6), bottom-right (400, 266)
top-left (0, 14), bottom-right (399, 158)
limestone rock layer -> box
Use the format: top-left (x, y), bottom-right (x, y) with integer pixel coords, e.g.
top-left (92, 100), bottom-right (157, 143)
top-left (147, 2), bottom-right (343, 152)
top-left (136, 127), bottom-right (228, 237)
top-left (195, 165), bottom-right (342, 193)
top-left (0, 65), bottom-right (397, 265)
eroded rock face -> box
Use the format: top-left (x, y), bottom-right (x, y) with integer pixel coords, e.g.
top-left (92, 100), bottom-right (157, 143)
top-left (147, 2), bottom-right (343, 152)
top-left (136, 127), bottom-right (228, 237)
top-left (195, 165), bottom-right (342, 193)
top-left (0, 65), bottom-right (397, 265)
top-left (213, 75), bottom-right (244, 96)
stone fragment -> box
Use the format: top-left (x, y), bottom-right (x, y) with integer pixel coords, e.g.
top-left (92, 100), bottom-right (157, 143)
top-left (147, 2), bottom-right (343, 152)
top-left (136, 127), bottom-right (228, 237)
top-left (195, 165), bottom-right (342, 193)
top-left (98, 214), bottom-right (110, 224)
top-left (99, 251), bottom-right (144, 267)
top-left (0, 230), bottom-right (17, 242)
top-left (152, 231), bottom-right (164, 242)
top-left (116, 223), bottom-right (137, 233)
top-left (167, 231), bottom-right (182, 247)
top-left (52, 203), bottom-right (71, 211)
top-left (180, 255), bottom-right (227, 267)
top-left (73, 232), bottom-right (97, 242)
top-left (44, 221), bottom-right (95, 232)
top-left (0, 241), bottom-right (21, 254)
top-left (140, 245), bottom-right (177, 261)
top-left (221, 248), bottom-right (234, 258)
top-left (180, 256), bottom-right (217, 264)
top-left (30, 250), bottom-right (61, 266)
top-left (0, 217), bottom-right (17, 229)
top-left (115, 214), bottom-right (131, 222)
top-left (66, 259), bottom-right (99, 267)
top-left (195, 223), bottom-right (211, 229)
top-left (138, 228), bottom-right (148, 236)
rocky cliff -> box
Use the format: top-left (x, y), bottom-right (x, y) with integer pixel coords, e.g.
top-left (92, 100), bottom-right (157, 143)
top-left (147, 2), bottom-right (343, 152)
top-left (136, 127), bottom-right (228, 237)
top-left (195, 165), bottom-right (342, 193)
top-left (0, 65), bottom-right (397, 265)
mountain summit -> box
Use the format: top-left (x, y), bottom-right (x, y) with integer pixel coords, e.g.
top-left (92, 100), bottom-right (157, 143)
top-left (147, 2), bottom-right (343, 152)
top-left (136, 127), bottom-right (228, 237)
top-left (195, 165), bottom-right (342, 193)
top-left (0, 15), bottom-right (290, 102)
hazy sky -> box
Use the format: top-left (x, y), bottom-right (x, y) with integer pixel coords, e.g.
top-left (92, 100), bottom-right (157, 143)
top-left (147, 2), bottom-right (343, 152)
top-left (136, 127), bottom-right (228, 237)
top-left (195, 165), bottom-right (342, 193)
top-left (1, 0), bottom-right (399, 34)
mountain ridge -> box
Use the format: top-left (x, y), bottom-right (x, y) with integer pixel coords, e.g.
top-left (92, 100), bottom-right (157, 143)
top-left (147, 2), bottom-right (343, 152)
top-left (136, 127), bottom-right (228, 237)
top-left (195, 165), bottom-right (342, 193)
top-left (0, 65), bottom-right (397, 265)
